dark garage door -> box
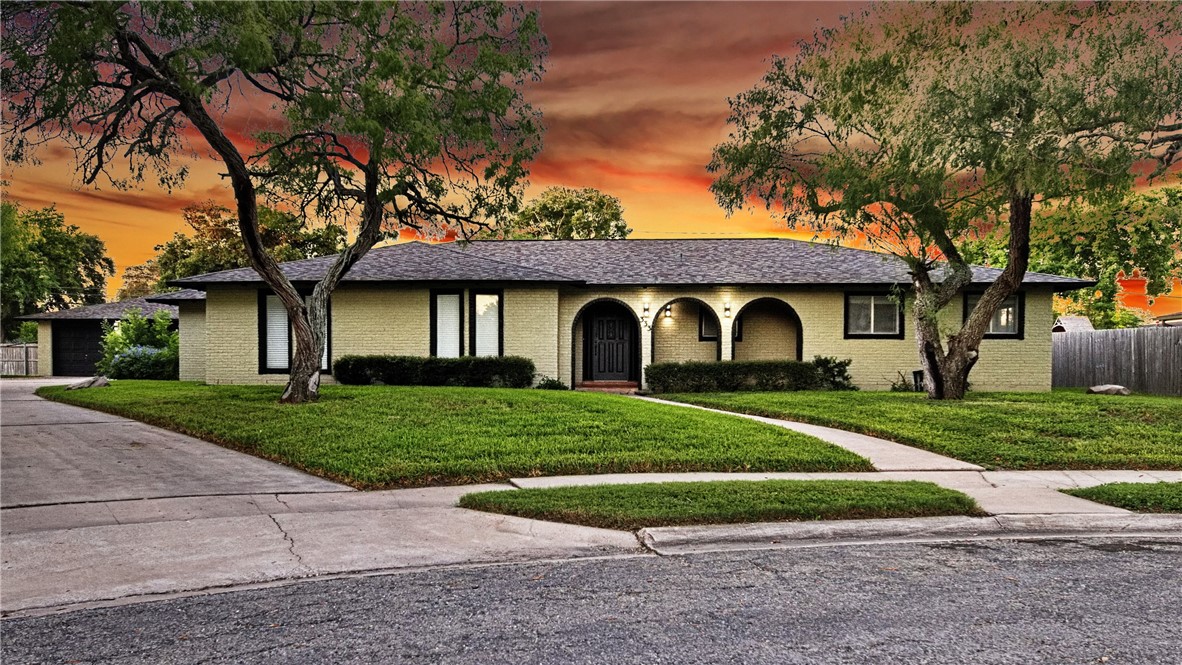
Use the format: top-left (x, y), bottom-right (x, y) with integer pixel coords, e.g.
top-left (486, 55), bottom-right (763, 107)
top-left (51, 320), bottom-right (105, 376)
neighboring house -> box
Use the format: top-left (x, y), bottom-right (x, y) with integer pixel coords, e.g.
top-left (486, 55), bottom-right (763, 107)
top-left (1154, 311), bottom-right (1182, 327)
top-left (21, 297), bottom-right (181, 376)
top-left (163, 239), bottom-right (1091, 391)
top-left (1052, 315), bottom-right (1095, 333)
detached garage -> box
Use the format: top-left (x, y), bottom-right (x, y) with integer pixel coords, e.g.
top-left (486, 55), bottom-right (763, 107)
top-left (21, 297), bottom-right (180, 377)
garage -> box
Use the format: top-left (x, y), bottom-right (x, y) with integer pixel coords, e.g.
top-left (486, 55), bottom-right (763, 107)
top-left (20, 297), bottom-right (178, 377)
top-left (50, 320), bottom-right (106, 376)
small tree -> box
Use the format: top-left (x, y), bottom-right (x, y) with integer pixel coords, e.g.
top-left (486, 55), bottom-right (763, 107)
top-left (479, 186), bottom-right (631, 239)
top-left (710, 2), bottom-right (1182, 399)
top-left (3, 1), bottom-right (545, 402)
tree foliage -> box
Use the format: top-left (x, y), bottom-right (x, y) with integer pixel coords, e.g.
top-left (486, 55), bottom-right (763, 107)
top-left (0, 201), bottom-right (115, 339)
top-left (117, 202), bottom-right (346, 299)
top-left (710, 1), bottom-right (1182, 398)
top-left (964, 187), bottom-right (1182, 329)
top-left (479, 186), bottom-right (630, 240)
top-left (3, 1), bottom-right (546, 401)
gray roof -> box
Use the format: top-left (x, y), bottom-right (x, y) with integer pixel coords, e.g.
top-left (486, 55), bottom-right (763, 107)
top-left (19, 297), bottom-right (178, 321)
top-left (1053, 315), bottom-right (1095, 332)
top-left (144, 289), bottom-right (206, 304)
top-left (170, 238), bottom-right (1094, 291)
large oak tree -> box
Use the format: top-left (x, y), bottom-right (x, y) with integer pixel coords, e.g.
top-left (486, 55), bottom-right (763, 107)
top-left (710, 1), bottom-right (1182, 398)
top-left (3, 1), bottom-right (545, 402)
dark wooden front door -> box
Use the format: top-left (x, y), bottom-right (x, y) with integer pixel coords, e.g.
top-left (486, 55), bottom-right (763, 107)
top-left (51, 320), bottom-right (104, 376)
top-left (587, 307), bottom-right (634, 381)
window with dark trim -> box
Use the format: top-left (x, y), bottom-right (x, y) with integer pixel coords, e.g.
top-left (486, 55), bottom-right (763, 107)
top-left (964, 291), bottom-right (1025, 339)
top-left (698, 304), bottom-right (719, 341)
top-left (844, 293), bottom-right (904, 339)
top-left (258, 292), bottom-right (331, 374)
top-left (430, 290), bottom-right (465, 358)
top-left (468, 290), bottom-right (504, 357)
top-left (733, 314), bottom-right (743, 341)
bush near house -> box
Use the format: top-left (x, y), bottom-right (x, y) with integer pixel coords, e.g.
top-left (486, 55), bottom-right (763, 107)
top-left (333, 354), bottom-right (535, 388)
top-left (646, 357), bottom-right (856, 393)
top-left (95, 309), bottom-right (178, 379)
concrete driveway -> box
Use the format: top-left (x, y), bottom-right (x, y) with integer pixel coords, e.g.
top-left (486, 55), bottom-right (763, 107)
top-left (1, 378), bottom-right (346, 507)
top-left (0, 379), bottom-right (641, 615)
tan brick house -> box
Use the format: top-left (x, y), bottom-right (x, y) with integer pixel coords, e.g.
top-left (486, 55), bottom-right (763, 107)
top-left (150, 239), bottom-right (1091, 391)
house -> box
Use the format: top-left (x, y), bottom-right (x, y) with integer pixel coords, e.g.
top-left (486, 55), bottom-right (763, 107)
top-left (1154, 311), bottom-right (1182, 327)
top-left (160, 239), bottom-right (1092, 391)
top-left (1052, 315), bottom-right (1095, 333)
top-left (23, 297), bottom-right (180, 376)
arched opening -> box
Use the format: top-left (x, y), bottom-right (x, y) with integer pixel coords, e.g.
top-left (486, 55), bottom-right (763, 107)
top-left (571, 299), bottom-right (641, 386)
top-left (732, 298), bottom-right (804, 361)
top-left (651, 297), bottom-right (722, 364)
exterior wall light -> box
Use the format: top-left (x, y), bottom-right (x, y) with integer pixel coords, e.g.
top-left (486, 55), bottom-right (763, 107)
top-left (643, 303), bottom-right (650, 316)
top-left (723, 303), bottom-right (732, 318)
top-left (664, 304), bottom-right (672, 318)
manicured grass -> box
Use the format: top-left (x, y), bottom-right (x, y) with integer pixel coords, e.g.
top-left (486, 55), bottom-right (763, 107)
top-left (37, 381), bottom-right (871, 489)
top-left (661, 390), bottom-right (1182, 470)
top-left (459, 480), bottom-right (985, 530)
top-left (1064, 482), bottom-right (1182, 513)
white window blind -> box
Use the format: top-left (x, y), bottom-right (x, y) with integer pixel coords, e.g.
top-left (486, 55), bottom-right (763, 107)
top-left (265, 296), bottom-right (289, 370)
top-left (472, 293), bottom-right (500, 356)
top-left (434, 293), bottom-right (462, 358)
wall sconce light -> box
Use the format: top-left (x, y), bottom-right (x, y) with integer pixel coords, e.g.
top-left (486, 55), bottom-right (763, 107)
top-left (723, 303), bottom-right (732, 318)
top-left (664, 304), bottom-right (672, 318)
top-left (642, 303), bottom-right (650, 317)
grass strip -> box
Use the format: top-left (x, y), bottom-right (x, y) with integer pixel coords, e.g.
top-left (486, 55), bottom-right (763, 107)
top-left (1063, 482), bottom-right (1182, 512)
top-left (37, 381), bottom-right (872, 489)
top-left (459, 479), bottom-right (985, 530)
top-left (662, 390), bottom-right (1182, 470)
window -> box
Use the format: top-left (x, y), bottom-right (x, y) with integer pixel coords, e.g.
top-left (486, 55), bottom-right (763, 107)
top-left (259, 294), bottom-right (330, 373)
top-left (698, 304), bottom-right (719, 341)
top-left (431, 291), bottom-right (464, 358)
top-left (469, 291), bottom-right (503, 357)
top-left (965, 292), bottom-right (1024, 338)
top-left (844, 293), bottom-right (903, 338)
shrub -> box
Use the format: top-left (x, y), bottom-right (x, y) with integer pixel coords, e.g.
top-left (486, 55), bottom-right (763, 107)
top-left (15, 321), bottom-right (39, 344)
top-left (535, 376), bottom-right (569, 390)
top-left (813, 356), bottom-right (858, 391)
top-left (106, 345), bottom-right (179, 380)
top-left (96, 309), bottom-right (178, 378)
top-left (333, 355), bottom-right (536, 388)
top-left (645, 360), bottom-right (821, 393)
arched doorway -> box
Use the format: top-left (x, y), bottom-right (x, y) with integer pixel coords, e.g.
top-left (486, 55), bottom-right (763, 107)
top-left (732, 298), bottom-right (804, 361)
top-left (572, 299), bottom-right (641, 385)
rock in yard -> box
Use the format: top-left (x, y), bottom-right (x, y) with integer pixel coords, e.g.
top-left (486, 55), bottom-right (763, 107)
top-left (1086, 384), bottom-right (1130, 396)
top-left (66, 376), bottom-right (110, 390)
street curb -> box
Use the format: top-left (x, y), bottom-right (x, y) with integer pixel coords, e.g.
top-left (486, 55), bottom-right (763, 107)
top-left (638, 513), bottom-right (1182, 555)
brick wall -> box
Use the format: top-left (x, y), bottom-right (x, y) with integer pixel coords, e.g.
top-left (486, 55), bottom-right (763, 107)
top-left (733, 300), bottom-right (799, 361)
top-left (652, 300), bottom-right (719, 364)
top-left (36, 321), bottom-right (52, 376)
top-left (178, 302), bottom-right (206, 382)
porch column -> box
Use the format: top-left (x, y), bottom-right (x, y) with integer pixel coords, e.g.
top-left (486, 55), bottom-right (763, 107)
top-left (639, 313), bottom-right (653, 390)
top-left (719, 315), bottom-right (734, 361)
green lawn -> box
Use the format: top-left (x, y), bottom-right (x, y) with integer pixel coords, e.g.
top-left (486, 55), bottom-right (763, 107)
top-left (1064, 482), bottom-right (1182, 513)
top-left (661, 390), bottom-right (1182, 470)
top-left (459, 480), bottom-right (985, 530)
top-left (37, 381), bottom-right (871, 489)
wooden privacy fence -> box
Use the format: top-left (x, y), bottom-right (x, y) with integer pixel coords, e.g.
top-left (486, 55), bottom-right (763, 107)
top-left (1052, 327), bottom-right (1182, 396)
top-left (0, 344), bottom-right (39, 376)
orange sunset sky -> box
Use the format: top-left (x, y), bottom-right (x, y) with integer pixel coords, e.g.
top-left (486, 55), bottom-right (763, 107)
top-left (4, 1), bottom-right (1180, 314)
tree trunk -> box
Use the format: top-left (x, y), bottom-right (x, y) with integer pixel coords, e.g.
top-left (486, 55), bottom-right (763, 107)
top-left (916, 192), bottom-right (1034, 400)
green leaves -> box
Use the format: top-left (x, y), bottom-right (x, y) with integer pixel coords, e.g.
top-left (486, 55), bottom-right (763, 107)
top-left (480, 186), bottom-right (630, 240)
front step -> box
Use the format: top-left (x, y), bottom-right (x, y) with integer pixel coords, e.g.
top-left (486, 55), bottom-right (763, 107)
top-left (576, 381), bottom-right (640, 394)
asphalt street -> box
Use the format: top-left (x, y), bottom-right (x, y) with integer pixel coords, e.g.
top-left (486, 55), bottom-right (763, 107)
top-left (3, 537), bottom-right (1180, 664)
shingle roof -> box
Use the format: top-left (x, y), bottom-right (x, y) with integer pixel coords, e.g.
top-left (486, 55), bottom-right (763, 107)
top-left (171, 241), bottom-right (577, 287)
top-left (169, 238), bottom-right (1095, 291)
top-left (18, 297), bottom-right (178, 321)
top-left (144, 289), bottom-right (206, 304)
top-left (1052, 315), bottom-right (1095, 332)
